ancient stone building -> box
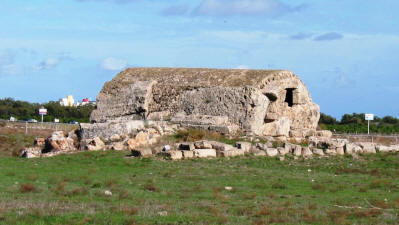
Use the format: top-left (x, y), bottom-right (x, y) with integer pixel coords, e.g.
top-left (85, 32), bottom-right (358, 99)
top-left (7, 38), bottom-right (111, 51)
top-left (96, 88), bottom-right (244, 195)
top-left (90, 68), bottom-right (320, 138)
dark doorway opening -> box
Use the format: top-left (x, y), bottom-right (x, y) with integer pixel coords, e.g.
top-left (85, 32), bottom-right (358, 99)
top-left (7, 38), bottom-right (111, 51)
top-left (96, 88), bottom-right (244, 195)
top-left (265, 93), bottom-right (277, 102)
top-left (285, 88), bottom-right (295, 107)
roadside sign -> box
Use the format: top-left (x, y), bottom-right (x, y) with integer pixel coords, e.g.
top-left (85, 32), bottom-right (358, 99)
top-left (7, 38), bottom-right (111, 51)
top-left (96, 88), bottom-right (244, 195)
top-left (39, 108), bottom-right (47, 115)
top-left (39, 107), bottom-right (47, 123)
top-left (54, 118), bottom-right (59, 123)
top-left (365, 114), bottom-right (374, 121)
top-left (365, 113), bottom-right (374, 135)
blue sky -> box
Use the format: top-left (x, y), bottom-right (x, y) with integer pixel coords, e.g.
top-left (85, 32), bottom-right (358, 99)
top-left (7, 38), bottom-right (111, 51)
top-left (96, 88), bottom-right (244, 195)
top-left (0, 0), bottom-right (398, 118)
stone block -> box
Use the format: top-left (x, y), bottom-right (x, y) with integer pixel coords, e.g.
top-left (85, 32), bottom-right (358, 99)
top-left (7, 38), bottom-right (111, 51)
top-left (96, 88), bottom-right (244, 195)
top-left (209, 141), bottom-right (234, 151)
top-left (34, 138), bottom-right (46, 147)
top-left (21, 147), bottom-right (42, 158)
top-left (293, 145), bottom-right (302, 156)
top-left (277, 147), bottom-right (289, 156)
top-left (110, 134), bottom-right (121, 142)
top-left (112, 142), bottom-right (125, 150)
top-left (302, 147), bottom-right (313, 157)
top-left (358, 142), bottom-right (376, 154)
top-left (130, 148), bottom-right (152, 157)
top-left (345, 143), bottom-right (361, 154)
top-left (193, 149), bottom-right (217, 158)
top-left (158, 150), bottom-right (183, 160)
top-left (236, 142), bottom-right (252, 152)
top-left (315, 130), bottom-right (332, 138)
top-left (312, 148), bottom-right (324, 156)
top-left (325, 149), bottom-right (336, 155)
top-left (336, 147), bottom-right (344, 155)
top-left (253, 150), bottom-right (266, 156)
top-left (127, 131), bottom-right (149, 150)
top-left (194, 140), bottom-right (212, 149)
top-left (266, 148), bottom-right (278, 157)
top-left (182, 150), bottom-right (195, 159)
top-left (376, 145), bottom-right (399, 153)
top-left (86, 137), bottom-right (105, 151)
top-left (179, 143), bottom-right (195, 151)
top-left (256, 143), bottom-right (267, 151)
top-left (220, 148), bottom-right (245, 157)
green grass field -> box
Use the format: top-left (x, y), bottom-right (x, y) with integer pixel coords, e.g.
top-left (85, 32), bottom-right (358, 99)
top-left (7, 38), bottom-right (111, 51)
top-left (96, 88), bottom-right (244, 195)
top-left (0, 151), bottom-right (399, 224)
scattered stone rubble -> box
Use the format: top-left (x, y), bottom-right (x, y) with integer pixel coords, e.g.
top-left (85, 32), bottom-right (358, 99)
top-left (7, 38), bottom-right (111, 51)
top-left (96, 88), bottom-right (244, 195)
top-left (152, 131), bottom-right (399, 160)
top-left (21, 129), bottom-right (399, 159)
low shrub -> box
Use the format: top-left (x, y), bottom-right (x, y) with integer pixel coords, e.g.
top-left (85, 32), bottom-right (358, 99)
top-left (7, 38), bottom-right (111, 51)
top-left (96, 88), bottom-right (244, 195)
top-left (20, 183), bottom-right (36, 193)
top-left (68, 187), bottom-right (88, 196)
top-left (121, 206), bottom-right (139, 215)
top-left (272, 182), bottom-right (286, 189)
top-left (312, 183), bottom-right (327, 192)
top-left (143, 183), bottom-right (159, 192)
top-left (118, 189), bottom-right (131, 200)
top-left (26, 174), bottom-right (39, 181)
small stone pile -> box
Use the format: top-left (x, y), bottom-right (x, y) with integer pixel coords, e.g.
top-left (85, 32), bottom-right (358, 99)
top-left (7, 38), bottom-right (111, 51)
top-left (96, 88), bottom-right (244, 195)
top-left (21, 130), bottom-right (79, 158)
top-left (154, 140), bottom-right (251, 160)
top-left (152, 137), bottom-right (399, 160)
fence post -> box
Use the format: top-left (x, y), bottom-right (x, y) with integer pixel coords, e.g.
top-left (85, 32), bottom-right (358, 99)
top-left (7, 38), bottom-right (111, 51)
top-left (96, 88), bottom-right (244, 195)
top-left (25, 121), bottom-right (28, 135)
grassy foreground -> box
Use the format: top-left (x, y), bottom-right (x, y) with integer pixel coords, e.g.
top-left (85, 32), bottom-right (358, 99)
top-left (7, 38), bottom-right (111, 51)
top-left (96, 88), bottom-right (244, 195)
top-left (0, 151), bottom-right (399, 225)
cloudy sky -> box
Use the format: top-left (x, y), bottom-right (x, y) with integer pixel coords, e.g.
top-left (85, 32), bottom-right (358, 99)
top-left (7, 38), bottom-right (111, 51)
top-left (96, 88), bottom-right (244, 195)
top-left (0, 0), bottom-right (398, 118)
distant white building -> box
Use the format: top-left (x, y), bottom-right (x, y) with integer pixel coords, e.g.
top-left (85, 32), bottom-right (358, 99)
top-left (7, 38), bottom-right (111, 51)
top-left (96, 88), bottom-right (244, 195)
top-left (59, 95), bottom-right (75, 107)
top-left (59, 98), bottom-right (68, 106)
top-left (59, 96), bottom-right (96, 107)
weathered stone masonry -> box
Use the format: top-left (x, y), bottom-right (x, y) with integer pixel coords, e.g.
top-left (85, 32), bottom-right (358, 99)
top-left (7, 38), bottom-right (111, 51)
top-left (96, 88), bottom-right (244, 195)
top-left (90, 68), bottom-right (320, 138)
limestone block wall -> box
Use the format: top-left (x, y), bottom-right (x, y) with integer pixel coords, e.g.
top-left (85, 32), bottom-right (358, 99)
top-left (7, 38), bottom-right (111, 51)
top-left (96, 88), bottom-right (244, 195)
top-left (90, 68), bottom-right (320, 138)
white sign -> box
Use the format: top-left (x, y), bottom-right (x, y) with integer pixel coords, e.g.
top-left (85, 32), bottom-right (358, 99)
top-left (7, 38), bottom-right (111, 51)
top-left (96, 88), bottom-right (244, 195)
top-left (39, 108), bottom-right (47, 115)
top-left (54, 119), bottom-right (59, 123)
top-left (365, 114), bottom-right (374, 121)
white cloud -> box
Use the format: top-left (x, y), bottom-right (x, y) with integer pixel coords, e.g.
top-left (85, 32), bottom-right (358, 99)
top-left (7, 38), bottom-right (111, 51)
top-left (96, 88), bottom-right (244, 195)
top-left (1, 64), bottom-right (25, 76)
top-left (314, 32), bottom-right (343, 41)
top-left (101, 57), bottom-right (127, 70)
top-left (0, 50), bottom-right (22, 76)
top-left (204, 30), bottom-right (268, 42)
top-left (288, 32), bottom-right (313, 40)
top-left (192, 0), bottom-right (305, 17)
top-left (76, 0), bottom-right (138, 4)
top-left (36, 58), bottom-right (59, 70)
top-left (161, 4), bottom-right (190, 16)
top-left (384, 86), bottom-right (399, 93)
top-left (0, 51), bottom-right (15, 65)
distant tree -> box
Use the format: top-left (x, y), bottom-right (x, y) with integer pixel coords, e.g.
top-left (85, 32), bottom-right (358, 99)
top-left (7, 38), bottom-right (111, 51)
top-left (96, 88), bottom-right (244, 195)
top-left (319, 112), bottom-right (399, 134)
top-left (340, 113), bottom-right (365, 125)
top-left (0, 98), bottom-right (95, 122)
top-left (319, 113), bottom-right (338, 125)
top-left (382, 116), bottom-right (398, 124)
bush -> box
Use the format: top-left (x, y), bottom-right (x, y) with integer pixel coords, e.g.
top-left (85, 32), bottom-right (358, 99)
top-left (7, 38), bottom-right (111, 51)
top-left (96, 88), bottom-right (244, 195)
top-left (20, 183), bottom-right (36, 193)
top-left (272, 182), bottom-right (286, 189)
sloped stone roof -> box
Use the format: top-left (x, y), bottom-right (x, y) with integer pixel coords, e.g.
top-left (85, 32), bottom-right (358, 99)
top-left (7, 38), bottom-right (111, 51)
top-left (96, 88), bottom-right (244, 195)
top-left (101, 67), bottom-right (293, 95)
